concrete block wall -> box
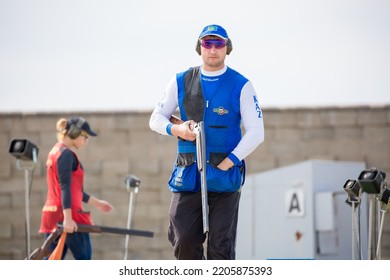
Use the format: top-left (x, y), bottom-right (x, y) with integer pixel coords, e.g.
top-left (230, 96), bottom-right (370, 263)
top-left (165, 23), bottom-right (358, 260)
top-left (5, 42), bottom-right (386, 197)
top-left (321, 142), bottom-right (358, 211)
top-left (0, 106), bottom-right (389, 260)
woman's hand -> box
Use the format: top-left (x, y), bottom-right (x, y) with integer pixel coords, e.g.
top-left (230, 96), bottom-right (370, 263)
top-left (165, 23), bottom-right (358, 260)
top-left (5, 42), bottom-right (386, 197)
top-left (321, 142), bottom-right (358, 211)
top-left (63, 208), bottom-right (78, 233)
top-left (95, 199), bottom-right (114, 213)
top-left (88, 196), bottom-right (114, 213)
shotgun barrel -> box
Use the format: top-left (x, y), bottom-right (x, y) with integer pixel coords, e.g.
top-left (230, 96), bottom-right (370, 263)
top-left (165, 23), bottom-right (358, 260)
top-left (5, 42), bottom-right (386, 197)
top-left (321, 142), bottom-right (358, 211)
top-left (57, 223), bottom-right (154, 238)
top-left (195, 121), bottom-right (209, 234)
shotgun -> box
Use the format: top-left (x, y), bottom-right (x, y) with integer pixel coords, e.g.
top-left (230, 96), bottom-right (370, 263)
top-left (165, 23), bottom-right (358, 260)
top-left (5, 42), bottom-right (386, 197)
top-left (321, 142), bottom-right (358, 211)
top-left (27, 223), bottom-right (154, 260)
top-left (169, 115), bottom-right (209, 234)
top-left (169, 115), bottom-right (183, 125)
top-left (194, 121), bottom-right (209, 234)
top-left (27, 227), bottom-right (63, 260)
top-left (57, 223), bottom-right (154, 238)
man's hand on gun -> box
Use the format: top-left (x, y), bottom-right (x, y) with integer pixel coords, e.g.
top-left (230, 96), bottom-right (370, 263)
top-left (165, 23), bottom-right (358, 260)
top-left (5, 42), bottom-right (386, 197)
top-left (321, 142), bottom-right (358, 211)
top-left (169, 115), bottom-right (197, 141)
top-left (169, 115), bottom-right (233, 170)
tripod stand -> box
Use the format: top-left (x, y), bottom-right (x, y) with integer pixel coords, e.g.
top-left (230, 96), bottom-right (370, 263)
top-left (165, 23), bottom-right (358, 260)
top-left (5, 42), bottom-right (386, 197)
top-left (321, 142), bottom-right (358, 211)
top-left (15, 152), bottom-right (38, 259)
top-left (9, 138), bottom-right (39, 259)
top-left (347, 195), bottom-right (362, 260)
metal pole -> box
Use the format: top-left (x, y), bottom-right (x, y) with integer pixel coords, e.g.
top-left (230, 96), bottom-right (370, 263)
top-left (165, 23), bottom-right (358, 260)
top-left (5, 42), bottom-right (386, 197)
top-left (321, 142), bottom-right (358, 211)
top-left (343, 180), bottom-right (363, 260)
top-left (16, 158), bottom-right (36, 260)
top-left (351, 200), bottom-right (362, 260)
top-left (351, 201), bottom-right (356, 260)
top-left (24, 167), bottom-right (31, 260)
top-left (124, 188), bottom-right (137, 260)
top-left (376, 209), bottom-right (386, 260)
top-left (367, 195), bottom-right (377, 260)
top-left (375, 186), bottom-right (390, 260)
top-left (123, 175), bottom-right (140, 260)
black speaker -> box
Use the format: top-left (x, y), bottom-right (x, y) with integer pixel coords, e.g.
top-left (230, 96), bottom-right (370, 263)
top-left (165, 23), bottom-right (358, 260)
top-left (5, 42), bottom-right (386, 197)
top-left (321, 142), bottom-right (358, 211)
top-left (196, 38), bottom-right (233, 55)
top-left (378, 188), bottom-right (390, 204)
top-left (124, 174), bottom-right (141, 190)
top-left (67, 117), bottom-right (86, 139)
top-left (357, 168), bottom-right (386, 194)
top-left (343, 179), bottom-right (361, 199)
top-left (9, 138), bottom-right (39, 161)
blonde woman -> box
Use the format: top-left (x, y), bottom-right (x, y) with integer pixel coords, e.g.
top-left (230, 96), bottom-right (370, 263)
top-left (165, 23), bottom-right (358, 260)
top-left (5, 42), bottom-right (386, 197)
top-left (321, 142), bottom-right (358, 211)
top-left (39, 117), bottom-right (113, 259)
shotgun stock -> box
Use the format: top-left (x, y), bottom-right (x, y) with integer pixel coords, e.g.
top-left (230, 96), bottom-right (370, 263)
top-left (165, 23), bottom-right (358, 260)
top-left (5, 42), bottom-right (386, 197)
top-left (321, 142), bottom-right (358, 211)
top-left (169, 115), bottom-right (183, 125)
top-left (27, 228), bottom-right (63, 260)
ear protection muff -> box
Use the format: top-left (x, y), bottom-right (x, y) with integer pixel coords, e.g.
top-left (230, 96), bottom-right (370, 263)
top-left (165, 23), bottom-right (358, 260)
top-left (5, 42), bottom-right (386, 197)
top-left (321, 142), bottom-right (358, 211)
top-left (196, 38), bottom-right (233, 55)
top-left (67, 117), bottom-right (86, 139)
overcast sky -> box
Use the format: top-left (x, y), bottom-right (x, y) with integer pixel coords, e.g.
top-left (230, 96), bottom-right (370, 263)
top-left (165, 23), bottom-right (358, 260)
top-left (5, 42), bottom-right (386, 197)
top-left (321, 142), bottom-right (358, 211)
top-left (1, 0), bottom-right (389, 113)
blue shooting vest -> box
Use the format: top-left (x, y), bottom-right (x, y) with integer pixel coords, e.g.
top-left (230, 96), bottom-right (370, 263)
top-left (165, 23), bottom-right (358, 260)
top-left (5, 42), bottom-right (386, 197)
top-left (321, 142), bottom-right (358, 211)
top-left (168, 66), bottom-right (248, 193)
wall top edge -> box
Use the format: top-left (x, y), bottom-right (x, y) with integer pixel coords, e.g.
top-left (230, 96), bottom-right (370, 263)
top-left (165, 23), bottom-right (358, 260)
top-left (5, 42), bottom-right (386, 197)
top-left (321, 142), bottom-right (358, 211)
top-left (0, 104), bottom-right (389, 116)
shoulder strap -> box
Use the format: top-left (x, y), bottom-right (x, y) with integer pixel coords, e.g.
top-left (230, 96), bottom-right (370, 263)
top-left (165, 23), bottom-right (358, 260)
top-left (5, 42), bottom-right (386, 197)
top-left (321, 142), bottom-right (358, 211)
top-left (183, 66), bottom-right (204, 122)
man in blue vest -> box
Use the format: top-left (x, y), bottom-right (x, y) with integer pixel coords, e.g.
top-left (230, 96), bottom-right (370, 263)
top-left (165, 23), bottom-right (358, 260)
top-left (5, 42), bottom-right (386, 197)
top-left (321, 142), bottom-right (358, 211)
top-left (149, 24), bottom-right (265, 259)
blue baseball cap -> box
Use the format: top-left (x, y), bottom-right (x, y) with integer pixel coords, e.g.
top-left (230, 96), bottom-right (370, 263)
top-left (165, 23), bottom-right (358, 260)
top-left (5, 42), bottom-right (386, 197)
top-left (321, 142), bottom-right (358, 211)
top-left (198, 24), bottom-right (229, 40)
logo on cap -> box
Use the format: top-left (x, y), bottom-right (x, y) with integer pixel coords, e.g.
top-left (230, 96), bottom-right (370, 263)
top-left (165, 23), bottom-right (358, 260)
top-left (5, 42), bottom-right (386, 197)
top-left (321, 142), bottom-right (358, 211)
top-left (207, 25), bottom-right (218, 32)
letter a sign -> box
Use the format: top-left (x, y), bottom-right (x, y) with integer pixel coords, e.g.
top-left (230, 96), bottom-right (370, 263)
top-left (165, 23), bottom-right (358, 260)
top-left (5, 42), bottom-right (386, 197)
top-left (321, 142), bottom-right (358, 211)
top-left (285, 189), bottom-right (305, 217)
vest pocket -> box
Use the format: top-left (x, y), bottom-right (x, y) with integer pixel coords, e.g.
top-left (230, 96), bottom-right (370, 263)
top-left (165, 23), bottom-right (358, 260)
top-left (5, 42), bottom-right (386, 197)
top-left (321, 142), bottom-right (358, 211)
top-left (168, 153), bottom-right (199, 192)
top-left (209, 152), bottom-right (229, 166)
top-left (206, 163), bottom-right (244, 192)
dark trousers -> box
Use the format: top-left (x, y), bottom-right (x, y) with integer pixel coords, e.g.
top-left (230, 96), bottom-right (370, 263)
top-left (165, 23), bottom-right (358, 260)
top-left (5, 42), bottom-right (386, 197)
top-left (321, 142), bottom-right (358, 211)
top-left (44, 232), bottom-right (92, 260)
top-left (168, 191), bottom-right (241, 260)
